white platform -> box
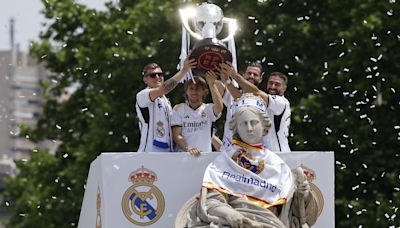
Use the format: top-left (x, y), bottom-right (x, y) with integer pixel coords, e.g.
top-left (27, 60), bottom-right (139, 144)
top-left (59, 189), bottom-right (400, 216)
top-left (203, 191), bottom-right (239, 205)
top-left (78, 152), bottom-right (334, 228)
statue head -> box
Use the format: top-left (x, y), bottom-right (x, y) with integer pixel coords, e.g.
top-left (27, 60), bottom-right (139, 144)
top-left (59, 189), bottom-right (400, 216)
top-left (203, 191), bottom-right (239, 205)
top-left (230, 94), bottom-right (271, 145)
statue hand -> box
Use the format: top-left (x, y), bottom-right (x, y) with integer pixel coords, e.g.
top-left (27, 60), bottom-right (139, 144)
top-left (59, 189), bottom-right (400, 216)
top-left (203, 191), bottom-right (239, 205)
top-left (225, 210), bottom-right (245, 228)
top-left (293, 167), bottom-right (310, 198)
top-left (208, 204), bottom-right (245, 228)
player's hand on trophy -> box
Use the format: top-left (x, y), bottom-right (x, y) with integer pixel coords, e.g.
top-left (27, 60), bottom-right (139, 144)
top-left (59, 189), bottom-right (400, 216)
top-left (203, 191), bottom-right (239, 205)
top-left (205, 70), bottom-right (217, 86)
top-left (182, 58), bottom-right (197, 74)
top-left (215, 65), bottom-right (229, 83)
top-left (219, 62), bottom-right (237, 78)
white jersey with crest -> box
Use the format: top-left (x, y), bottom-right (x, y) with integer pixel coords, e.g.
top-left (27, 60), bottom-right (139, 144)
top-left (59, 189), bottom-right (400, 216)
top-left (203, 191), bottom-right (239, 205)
top-left (220, 80), bottom-right (239, 151)
top-left (171, 103), bottom-right (220, 152)
top-left (135, 88), bottom-right (172, 152)
top-left (263, 95), bottom-right (291, 152)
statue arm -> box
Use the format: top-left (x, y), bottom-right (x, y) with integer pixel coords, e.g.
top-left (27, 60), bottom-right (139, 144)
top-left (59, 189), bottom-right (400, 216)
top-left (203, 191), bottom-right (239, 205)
top-left (291, 167), bottom-right (321, 226)
top-left (303, 190), bottom-right (320, 226)
top-left (204, 189), bottom-right (247, 228)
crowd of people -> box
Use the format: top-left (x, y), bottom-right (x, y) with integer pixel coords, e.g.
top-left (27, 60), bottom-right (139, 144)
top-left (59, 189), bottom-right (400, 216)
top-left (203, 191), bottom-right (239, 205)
top-left (135, 58), bottom-right (291, 154)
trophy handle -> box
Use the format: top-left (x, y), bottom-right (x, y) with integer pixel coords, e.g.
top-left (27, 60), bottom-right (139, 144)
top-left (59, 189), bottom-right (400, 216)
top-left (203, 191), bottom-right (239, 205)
top-left (179, 9), bottom-right (203, 40)
top-left (220, 18), bottom-right (237, 42)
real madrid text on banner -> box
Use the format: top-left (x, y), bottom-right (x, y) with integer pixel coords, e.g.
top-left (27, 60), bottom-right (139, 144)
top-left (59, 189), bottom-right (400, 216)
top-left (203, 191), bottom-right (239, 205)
top-left (121, 166), bottom-right (165, 226)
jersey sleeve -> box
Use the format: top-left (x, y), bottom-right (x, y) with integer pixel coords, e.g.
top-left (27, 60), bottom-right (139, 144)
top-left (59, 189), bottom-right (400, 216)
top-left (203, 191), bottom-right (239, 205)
top-left (223, 88), bottom-right (233, 107)
top-left (136, 88), bottom-right (152, 108)
top-left (222, 79), bottom-right (239, 107)
top-left (267, 95), bottom-right (288, 115)
top-left (171, 104), bottom-right (183, 127)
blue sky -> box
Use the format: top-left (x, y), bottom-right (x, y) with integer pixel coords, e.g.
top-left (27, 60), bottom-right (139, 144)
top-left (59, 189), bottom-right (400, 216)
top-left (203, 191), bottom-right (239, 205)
top-left (0, 0), bottom-right (112, 52)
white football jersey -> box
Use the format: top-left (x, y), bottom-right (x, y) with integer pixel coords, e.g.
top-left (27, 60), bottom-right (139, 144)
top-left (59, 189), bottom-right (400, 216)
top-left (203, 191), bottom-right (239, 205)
top-left (171, 103), bottom-right (220, 152)
top-left (135, 88), bottom-right (172, 152)
top-left (220, 81), bottom-right (239, 151)
top-left (263, 95), bottom-right (291, 152)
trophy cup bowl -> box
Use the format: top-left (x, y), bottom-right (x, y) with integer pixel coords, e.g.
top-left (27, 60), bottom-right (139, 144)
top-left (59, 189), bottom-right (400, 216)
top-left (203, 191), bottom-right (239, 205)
top-left (180, 3), bottom-right (237, 76)
top-left (189, 38), bottom-right (232, 75)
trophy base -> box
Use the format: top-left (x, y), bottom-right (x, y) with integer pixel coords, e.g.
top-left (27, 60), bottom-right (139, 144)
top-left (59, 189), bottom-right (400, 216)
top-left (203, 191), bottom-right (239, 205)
top-left (189, 38), bottom-right (232, 76)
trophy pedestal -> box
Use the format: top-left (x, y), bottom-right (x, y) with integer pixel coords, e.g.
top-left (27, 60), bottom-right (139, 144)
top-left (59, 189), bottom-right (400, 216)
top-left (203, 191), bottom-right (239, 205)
top-left (189, 38), bottom-right (232, 75)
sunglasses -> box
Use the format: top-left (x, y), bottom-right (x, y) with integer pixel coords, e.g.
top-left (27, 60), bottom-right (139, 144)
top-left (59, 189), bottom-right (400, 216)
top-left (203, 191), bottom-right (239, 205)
top-left (145, 72), bottom-right (164, 78)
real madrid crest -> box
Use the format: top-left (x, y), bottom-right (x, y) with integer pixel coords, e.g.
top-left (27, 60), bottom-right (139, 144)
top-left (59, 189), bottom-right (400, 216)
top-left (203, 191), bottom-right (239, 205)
top-left (231, 149), bottom-right (264, 174)
top-left (156, 121), bottom-right (165, 138)
top-left (121, 166), bottom-right (165, 226)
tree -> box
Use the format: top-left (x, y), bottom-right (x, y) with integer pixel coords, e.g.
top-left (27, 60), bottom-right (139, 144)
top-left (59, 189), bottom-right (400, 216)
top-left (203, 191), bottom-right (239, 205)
top-left (4, 0), bottom-right (400, 227)
top-left (215, 0), bottom-right (400, 226)
top-left (4, 0), bottom-right (185, 227)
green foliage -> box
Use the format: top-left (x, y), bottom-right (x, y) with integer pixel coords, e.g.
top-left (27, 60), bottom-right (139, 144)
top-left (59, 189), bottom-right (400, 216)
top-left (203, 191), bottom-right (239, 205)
top-left (3, 0), bottom-right (400, 227)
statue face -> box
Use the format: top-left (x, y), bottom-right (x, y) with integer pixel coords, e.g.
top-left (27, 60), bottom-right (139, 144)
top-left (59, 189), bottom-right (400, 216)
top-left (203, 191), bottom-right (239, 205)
top-left (236, 110), bottom-right (263, 145)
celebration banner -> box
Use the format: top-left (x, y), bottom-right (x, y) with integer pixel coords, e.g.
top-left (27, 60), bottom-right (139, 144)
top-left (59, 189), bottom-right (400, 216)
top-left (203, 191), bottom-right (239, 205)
top-left (78, 152), bottom-right (334, 228)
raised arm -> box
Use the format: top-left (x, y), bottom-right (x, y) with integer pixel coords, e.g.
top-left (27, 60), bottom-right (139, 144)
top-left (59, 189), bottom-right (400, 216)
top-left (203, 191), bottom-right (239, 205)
top-left (217, 64), bottom-right (242, 100)
top-left (219, 62), bottom-right (269, 106)
top-left (149, 58), bottom-right (196, 101)
top-left (172, 126), bottom-right (201, 156)
top-left (205, 71), bottom-right (223, 116)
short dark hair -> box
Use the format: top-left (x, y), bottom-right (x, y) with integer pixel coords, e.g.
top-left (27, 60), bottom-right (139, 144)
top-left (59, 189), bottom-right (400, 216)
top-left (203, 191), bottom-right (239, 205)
top-left (269, 72), bottom-right (288, 85)
top-left (245, 61), bottom-right (263, 74)
top-left (142, 63), bottom-right (161, 76)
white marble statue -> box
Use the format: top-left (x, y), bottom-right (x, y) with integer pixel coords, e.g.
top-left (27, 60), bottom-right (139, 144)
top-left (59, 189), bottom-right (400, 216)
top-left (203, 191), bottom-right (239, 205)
top-left (178, 93), bottom-right (321, 228)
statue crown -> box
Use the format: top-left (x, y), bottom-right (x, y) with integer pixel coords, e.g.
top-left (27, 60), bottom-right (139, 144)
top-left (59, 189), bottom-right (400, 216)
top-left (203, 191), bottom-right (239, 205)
top-left (233, 93), bottom-right (266, 113)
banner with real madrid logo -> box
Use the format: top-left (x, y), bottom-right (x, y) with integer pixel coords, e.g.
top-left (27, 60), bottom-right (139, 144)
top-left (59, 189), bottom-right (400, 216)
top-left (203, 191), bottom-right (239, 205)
top-left (77, 152), bottom-right (334, 228)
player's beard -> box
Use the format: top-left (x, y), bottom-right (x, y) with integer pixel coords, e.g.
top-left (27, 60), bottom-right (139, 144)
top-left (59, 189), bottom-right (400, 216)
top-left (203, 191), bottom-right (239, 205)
top-left (245, 78), bottom-right (259, 87)
top-left (267, 88), bottom-right (280, 95)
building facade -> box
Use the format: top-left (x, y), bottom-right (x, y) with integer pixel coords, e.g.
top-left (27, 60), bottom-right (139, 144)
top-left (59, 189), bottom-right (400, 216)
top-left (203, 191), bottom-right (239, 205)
top-left (0, 49), bottom-right (48, 172)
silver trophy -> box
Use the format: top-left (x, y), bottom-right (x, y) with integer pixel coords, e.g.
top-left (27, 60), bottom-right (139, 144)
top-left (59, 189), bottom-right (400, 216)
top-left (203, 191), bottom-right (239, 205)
top-left (179, 3), bottom-right (237, 75)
